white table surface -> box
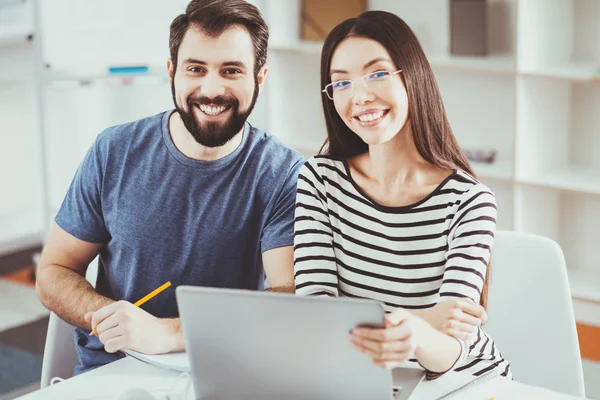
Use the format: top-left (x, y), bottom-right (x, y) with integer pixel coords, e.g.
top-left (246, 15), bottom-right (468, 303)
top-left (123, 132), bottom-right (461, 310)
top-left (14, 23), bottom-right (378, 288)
top-left (15, 357), bottom-right (587, 400)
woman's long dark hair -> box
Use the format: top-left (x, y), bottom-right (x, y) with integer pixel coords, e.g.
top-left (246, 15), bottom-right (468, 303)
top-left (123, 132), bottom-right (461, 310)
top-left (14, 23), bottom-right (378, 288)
top-left (319, 11), bottom-right (491, 309)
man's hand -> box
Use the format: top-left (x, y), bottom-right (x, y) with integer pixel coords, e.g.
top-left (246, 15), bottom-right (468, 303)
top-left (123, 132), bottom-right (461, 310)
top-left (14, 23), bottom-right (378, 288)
top-left (416, 298), bottom-right (486, 340)
top-left (84, 301), bottom-right (182, 355)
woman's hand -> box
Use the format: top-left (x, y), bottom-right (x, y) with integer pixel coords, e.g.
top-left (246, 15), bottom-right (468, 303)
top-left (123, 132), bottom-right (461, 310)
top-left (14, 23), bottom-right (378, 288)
top-left (417, 298), bottom-right (486, 340)
top-left (349, 309), bottom-right (428, 369)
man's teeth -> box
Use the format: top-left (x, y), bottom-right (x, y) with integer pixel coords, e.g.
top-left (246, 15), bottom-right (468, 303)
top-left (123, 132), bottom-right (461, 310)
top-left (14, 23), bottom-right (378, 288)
top-left (199, 105), bottom-right (228, 115)
top-left (358, 111), bottom-right (384, 122)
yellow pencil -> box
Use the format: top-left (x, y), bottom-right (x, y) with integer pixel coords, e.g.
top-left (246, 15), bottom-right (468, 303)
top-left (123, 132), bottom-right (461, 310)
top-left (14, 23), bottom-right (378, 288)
top-left (91, 281), bottom-right (172, 336)
top-left (133, 281), bottom-right (172, 307)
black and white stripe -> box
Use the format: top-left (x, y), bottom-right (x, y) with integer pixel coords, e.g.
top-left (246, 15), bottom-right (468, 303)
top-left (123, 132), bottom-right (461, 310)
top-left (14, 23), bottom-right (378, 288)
top-left (294, 156), bottom-right (511, 379)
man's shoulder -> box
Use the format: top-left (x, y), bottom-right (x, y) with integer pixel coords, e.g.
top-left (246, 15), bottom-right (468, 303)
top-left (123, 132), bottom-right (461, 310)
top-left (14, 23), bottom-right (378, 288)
top-left (95, 111), bottom-right (168, 153)
top-left (246, 124), bottom-right (304, 170)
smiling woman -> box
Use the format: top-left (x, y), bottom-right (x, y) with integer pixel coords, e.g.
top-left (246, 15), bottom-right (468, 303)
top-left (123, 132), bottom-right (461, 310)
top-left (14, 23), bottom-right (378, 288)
top-left (294, 10), bottom-right (510, 381)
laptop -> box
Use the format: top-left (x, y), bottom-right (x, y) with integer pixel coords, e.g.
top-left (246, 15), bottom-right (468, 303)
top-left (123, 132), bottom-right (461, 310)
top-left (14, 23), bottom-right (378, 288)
top-left (176, 286), bottom-right (424, 400)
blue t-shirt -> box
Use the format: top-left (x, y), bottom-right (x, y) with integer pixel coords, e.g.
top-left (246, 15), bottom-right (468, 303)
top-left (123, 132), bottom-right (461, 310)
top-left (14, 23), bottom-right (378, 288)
top-left (55, 110), bottom-right (303, 374)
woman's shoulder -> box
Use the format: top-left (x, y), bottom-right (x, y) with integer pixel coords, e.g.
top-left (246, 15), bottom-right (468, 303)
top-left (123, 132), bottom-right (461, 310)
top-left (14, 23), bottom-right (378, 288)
top-left (300, 155), bottom-right (349, 182)
top-left (450, 169), bottom-right (497, 206)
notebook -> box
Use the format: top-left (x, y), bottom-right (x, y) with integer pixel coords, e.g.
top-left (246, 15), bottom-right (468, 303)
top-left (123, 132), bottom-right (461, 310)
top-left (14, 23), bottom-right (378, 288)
top-left (120, 348), bottom-right (190, 372)
top-left (408, 369), bottom-right (501, 399)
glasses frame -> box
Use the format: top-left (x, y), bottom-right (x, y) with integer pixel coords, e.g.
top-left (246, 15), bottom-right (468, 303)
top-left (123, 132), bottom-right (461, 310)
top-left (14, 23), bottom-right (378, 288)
top-left (322, 69), bottom-right (403, 100)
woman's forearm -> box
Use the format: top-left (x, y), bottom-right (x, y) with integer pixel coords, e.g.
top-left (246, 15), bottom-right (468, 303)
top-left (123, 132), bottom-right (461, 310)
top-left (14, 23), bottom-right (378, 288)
top-left (413, 317), bottom-right (462, 374)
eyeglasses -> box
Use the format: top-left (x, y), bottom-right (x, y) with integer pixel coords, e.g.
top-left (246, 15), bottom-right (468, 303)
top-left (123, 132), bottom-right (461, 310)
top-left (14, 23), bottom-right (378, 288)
top-left (322, 70), bottom-right (402, 100)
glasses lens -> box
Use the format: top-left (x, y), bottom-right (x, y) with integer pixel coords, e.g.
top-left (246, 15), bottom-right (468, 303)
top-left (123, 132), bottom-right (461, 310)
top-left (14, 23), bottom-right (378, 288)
top-left (365, 71), bottom-right (391, 91)
top-left (325, 84), bottom-right (335, 99)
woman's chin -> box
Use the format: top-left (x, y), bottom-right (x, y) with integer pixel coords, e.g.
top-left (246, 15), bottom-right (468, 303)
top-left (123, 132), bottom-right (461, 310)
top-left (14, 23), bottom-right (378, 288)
top-left (355, 130), bottom-right (397, 147)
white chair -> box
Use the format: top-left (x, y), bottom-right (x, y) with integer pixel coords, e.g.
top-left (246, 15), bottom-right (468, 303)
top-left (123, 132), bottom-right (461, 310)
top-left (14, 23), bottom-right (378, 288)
top-left (40, 258), bottom-right (99, 388)
top-left (40, 312), bottom-right (78, 388)
top-left (486, 230), bottom-right (585, 397)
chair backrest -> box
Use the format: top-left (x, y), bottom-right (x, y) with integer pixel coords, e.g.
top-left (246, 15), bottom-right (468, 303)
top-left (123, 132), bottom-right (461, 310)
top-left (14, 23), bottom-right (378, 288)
top-left (486, 230), bottom-right (585, 397)
top-left (40, 258), bottom-right (99, 388)
top-left (40, 313), bottom-right (78, 388)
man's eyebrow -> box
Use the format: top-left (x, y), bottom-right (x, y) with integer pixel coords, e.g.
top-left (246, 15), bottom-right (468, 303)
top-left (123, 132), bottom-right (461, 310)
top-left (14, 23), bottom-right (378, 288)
top-left (222, 61), bottom-right (247, 68)
top-left (182, 59), bottom-right (247, 69)
top-left (182, 58), bottom-right (207, 65)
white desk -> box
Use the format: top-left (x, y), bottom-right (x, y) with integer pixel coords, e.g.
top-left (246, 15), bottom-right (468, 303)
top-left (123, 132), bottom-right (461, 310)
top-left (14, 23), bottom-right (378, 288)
top-left (15, 357), bottom-right (586, 400)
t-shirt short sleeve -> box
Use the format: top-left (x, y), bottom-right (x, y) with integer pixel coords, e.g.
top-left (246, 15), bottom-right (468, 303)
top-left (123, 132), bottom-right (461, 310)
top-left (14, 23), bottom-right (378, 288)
top-left (55, 136), bottom-right (110, 244)
top-left (260, 158), bottom-right (303, 253)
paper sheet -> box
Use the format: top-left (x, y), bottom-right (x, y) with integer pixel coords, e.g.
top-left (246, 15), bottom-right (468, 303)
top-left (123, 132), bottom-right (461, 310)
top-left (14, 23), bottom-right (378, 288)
top-left (121, 348), bottom-right (190, 372)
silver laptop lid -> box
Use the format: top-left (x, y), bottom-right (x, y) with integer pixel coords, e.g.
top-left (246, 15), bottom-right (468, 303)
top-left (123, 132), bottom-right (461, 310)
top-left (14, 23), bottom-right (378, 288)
top-left (176, 286), bottom-right (394, 400)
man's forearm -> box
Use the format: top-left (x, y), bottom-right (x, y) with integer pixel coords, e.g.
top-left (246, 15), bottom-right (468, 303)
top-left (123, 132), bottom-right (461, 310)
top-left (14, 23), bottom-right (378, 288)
top-left (264, 285), bottom-right (295, 293)
top-left (36, 264), bottom-right (113, 329)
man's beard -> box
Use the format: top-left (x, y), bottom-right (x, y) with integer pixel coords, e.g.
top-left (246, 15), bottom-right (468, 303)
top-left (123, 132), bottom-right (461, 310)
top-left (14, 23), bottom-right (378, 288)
top-left (171, 78), bottom-right (259, 148)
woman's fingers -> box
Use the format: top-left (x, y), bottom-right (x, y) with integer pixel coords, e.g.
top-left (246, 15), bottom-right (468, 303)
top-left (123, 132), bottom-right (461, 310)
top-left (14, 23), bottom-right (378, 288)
top-left (350, 320), bottom-right (417, 367)
top-left (455, 312), bottom-right (482, 328)
top-left (384, 308), bottom-right (412, 327)
top-left (374, 361), bottom-right (405, 370)
top-left (458, 299), bottom-right (488, 323)
top-left (447, 319), bottom-right (478, 334)
top-left (351, 339), bottom-right (413, 364)
top-left (352, 320), bottom-right (411, 343)
top-left (350, 333), bottom-right (414, 356)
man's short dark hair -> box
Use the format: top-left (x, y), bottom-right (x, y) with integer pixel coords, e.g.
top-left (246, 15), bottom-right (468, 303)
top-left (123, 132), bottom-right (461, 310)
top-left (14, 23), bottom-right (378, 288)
top-left (169, 0), bottom-right (269, 75)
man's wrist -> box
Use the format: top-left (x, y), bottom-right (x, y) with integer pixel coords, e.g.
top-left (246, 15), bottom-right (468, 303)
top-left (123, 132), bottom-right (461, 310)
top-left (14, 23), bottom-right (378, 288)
top-left (161, 318), bottom-right (184, 353)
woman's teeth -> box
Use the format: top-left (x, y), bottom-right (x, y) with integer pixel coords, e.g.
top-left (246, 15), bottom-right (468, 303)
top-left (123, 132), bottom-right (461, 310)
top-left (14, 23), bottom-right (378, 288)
top-left (357, 111), bottom-right (384, 122)
top-left (199, 105), bottom-right (228, 115)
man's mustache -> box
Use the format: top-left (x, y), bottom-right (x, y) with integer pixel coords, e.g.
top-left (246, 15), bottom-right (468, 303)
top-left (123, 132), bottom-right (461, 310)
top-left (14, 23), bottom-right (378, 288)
top-left (189, 95), bottom-right (238, 107)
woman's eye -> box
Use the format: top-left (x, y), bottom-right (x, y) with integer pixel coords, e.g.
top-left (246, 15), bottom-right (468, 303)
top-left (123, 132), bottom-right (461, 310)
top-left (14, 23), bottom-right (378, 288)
top-left (333, 80), bottom-right (351, 90)
top-left (368, 71), bottom-right (389, 81)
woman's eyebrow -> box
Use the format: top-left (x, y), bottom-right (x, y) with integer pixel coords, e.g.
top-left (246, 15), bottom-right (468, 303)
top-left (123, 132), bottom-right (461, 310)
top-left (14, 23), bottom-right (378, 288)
top-left (330, 57), bottom-right (393, 76)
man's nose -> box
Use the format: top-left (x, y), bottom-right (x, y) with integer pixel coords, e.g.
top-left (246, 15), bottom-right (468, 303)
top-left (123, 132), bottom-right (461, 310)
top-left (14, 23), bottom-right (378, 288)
top-left (200, 76), bottom-right (226, 98)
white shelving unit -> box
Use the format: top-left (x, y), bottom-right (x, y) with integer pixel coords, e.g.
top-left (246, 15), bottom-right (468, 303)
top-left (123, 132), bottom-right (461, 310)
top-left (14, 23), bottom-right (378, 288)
top-left (1, 0), bottom-right (599, 323)
top-left (255, 0), bottom-right (600, 324)
top-left (0, 0), bottom-right (45, 255)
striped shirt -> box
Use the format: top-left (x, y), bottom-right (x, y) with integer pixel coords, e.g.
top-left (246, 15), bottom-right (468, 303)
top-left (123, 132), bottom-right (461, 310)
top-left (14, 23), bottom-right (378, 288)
top-left (294, 156), bottom-right (511, 379)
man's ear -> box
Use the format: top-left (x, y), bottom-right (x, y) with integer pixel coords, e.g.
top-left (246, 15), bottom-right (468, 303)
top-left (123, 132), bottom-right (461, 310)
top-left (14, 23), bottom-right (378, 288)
top-left (256, 65), bottom-right (268, 93)
top-left (167, 58), bottom-right (175, 81)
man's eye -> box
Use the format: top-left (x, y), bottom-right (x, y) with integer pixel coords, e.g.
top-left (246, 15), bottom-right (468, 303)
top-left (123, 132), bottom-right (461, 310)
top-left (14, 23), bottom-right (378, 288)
top-left (224, 69), bottom-right (242, 75)
top-left (188, 67), bottom-right (204, 73)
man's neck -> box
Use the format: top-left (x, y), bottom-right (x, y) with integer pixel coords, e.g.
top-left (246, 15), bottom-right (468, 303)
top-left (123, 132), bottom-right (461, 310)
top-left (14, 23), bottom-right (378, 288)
top-left (168, 111), bottom-right (244, 161)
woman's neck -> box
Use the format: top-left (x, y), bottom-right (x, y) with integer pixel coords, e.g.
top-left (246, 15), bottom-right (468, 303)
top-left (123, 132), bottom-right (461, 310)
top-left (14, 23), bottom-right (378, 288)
top-left (364, 124), bottom-right (430, 189)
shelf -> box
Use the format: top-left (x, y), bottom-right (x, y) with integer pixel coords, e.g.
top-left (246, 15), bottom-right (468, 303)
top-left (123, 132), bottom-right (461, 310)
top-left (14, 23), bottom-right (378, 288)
top-left (569, 269), bottom-right (600, 303)
top-left (269, 41), bottom-right (323, 55)
top-left (471, 161), bottom-right (513, 182)
top-left (269, 42), bottom-right (517, 77)
top-left (518, 166), bottom-right (600, 195)
top-left (520, 62), bottom-right (600, 82)
top-left (45, 66), bottom-right (169, 88)
top-left (0, 24), bottom-right (33, 47)
top-left (429, 55), bottom-right (516, 75)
